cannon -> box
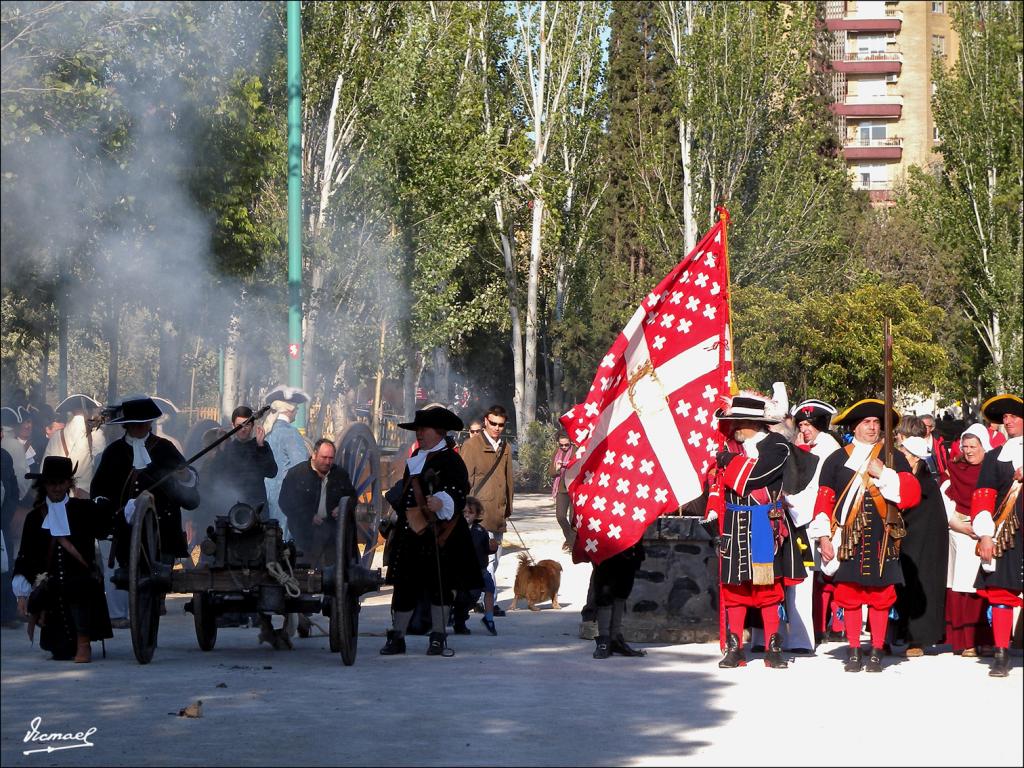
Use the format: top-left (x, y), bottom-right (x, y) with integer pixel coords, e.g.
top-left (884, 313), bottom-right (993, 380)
top-left (116, 422), bottom-right (384, 666)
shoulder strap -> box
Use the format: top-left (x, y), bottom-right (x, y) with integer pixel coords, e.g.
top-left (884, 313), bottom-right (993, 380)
top-left (60, 430), bottom-right (70, 458)
top-left (472, 441), bottom-right (506, 496)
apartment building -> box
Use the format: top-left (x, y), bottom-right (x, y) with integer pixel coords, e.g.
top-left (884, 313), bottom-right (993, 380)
top-left (825, 0), bottom-right (958, 204)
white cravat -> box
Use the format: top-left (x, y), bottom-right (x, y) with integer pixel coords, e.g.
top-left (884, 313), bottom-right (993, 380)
top-left (125, 434), bottom-right (152, 470)
top-left (997, 436), bottom-right (1022, 471)
top-left (42, 494), bottom-right (72, 537)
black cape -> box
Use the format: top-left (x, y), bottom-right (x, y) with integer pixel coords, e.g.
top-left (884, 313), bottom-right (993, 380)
top-left (13, 497), bottom-right (114, 657)
top-left (896, 466), bottom-right (948, 645)
top-left (91, 433), bottom-right (200, 560)
top-left (384, 445), bottom-right (483, 596)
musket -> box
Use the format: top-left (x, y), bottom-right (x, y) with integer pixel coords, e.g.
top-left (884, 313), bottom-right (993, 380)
top-left (879, 318), bottom-right (906, 572)
top-left (106, 405), bottom-right (271, 568)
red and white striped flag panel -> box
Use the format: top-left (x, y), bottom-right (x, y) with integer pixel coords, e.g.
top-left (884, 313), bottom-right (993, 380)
top-left (560, 220), bottom-right (732, 564)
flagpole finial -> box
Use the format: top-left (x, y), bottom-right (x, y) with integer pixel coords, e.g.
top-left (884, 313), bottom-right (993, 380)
top-left (716, 206), bottom-right (730, 224)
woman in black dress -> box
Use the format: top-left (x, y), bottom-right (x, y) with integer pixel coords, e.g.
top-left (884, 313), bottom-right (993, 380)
top-left (12, 456), bottom-right (113, 662)
top-left (895, 437), bottom-right (949, 655)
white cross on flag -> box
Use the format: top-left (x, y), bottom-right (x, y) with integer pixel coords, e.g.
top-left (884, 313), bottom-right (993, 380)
top-left (559, 216), bottom-right (734, 565)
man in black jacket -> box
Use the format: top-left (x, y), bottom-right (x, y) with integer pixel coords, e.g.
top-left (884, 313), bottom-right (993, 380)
top-left (279, 438), bottom-right (356, 567)
top-left (91, 397), bottom-right (200, 623)
top-left (205, 406), bottom-right (278, 515)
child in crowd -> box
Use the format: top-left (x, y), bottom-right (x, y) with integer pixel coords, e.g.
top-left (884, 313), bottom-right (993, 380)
top-left (452, 496), bottom-right (499, 635)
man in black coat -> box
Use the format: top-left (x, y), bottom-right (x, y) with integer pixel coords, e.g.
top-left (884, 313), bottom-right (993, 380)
top-left (379, 407), bottom-right (483, 658)
top-left (279, 438), bottom-right (356, 566)
top-left (90, 397), bottom-right (200, 586)
top-left (205, 406), bottom-right (278, 515)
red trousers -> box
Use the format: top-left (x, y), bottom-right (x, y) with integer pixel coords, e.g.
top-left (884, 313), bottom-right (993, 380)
top-left (722, 581), bottom-right (784, 608)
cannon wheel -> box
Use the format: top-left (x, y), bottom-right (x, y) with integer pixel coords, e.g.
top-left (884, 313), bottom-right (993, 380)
top-left (128, 492), bottom-right (163, 664)
top-left (336, 423), bottom-right (382, 568)
top-left (330, 501), bottom-right (360, 664)
top-left (192, 591), bottom-right (217, 651)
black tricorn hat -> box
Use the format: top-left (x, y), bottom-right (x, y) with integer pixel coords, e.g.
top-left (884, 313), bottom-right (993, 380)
top-left (981, 394), bottom-right (1023, 422)
top-left (792, 399), bottom-right (837, 432)
top-left (26, 455), bottom-right (78, 483)
top-left (398, 406), bottom-right (463, 433)
top-left (832, 398), bottom-right (901, 428)
top-left (108, 397), bottom-right (163, 424)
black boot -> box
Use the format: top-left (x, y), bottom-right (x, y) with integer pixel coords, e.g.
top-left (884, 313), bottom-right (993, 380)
top-left (866, 647), bottom-right (884, 673)
top-left (989, 648), bottom-right (1010, 678)
top-left (593, 635), bottom-right (611, 659)
top-left (610, 633), bottom-right (646, 657)
top-left (718, 632), bottom-right (746, 668)
top-left (426, 631), bottom-right (450, 656)
top-left (844, 646), bottom-right (863, 673)
top-left (764, 633), bottom-right (788, 669)
top-left (379, 630), bottom-right (406, 656)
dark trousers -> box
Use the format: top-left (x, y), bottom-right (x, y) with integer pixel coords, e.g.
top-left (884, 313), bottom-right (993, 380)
top-left (555, 492), bottom-right (575, 548)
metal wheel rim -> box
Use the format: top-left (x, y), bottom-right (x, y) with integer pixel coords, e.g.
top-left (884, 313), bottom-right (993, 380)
top-left (128, 492), bottom-right (161, 664)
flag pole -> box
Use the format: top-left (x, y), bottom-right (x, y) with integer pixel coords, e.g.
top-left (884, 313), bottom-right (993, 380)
top-left (715, 205), bottom-right (732, 651)
top-left (717, 206), bottom-right (738, 397)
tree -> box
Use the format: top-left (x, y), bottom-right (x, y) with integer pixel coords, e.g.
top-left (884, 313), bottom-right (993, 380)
top-left (732, 280), bottom-right (950, 407)
top-left (906, 0), bottom-right (1023, 392)
top-left (505, 0), bottom-right (605, 427)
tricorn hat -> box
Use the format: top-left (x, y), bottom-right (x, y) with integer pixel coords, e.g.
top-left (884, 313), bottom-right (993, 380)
top-left (26, 455), bottom-right (78, 483)
top-left (55, 394), bottom-right (101, 415)
top-left (0, 406), bottom-right (21, 428)
top-left (832, 398), bottom-right (901, 428)
top-left (264, 385), bottom-right (310, 408)
top-left (108, 396), bottom-right (163, 424)
top-left (398, 406), bottom-right (464, 433)
top-left (714, 392), bottom-right (785, 424)
top-left (981, 394), bottom-right (1022, 423)
top-left (792, 399), bottom-right (837, 432)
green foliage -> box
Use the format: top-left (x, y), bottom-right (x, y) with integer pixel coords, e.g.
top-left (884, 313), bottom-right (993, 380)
top-left (904, 0), bottom-right (1022, 392)
top-left (513, 419), bottom-right (559, 493)
top-left (732, 281), bottom-right (949, 407)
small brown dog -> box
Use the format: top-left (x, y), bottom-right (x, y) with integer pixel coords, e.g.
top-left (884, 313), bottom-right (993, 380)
top-left (510, 553), bottom-right (562, 611)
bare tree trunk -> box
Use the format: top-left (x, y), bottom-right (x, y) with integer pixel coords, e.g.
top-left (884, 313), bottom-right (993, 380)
top-left (157, 314), bottom-right (183, 405)
top-left (57, 300), bottom-right (68, 402)
top-left (220, 299), bottom-right (243, 422)
top-left (38, 329), bottom-right (50, 403)
top-left (402, 346), bottom-right (417, 418)
top-left (105, 302), bottom-right (120, 405)
top-left (523, 194), bottom-right (544, 425)
top-left (302, 262), bottom-right (325, 398)
top-left (496, 198), bottom-right (525, 429)
top-left (432, 346), bottom-right (450, 406)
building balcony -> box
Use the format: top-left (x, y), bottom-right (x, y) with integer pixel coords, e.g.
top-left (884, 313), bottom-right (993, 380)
top-left (843, 137), bottom-right (903, 161)
top-left (852, 179), bottom-right (892, 191)
top-left (825, 18), bottom-right (902, 33)
top-left (831, 98), bottom-right (903, 118)
top-left (830, 52), bottom-right (902, 75)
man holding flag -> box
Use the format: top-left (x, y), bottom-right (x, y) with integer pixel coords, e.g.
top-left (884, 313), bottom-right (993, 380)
top-left (703, 392), bottom-right (813, 669)
top-left (560, 212), bottom-right (735, 657)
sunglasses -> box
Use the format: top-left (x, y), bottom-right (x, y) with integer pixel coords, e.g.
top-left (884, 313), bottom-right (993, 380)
top-left (469, 428), bottom-right (481, 434)
top-left (485, 418), bottom-right (506, 429)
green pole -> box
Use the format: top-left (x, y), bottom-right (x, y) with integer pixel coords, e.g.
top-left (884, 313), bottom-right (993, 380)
top-left (287, 0), bottom-right (304, 430)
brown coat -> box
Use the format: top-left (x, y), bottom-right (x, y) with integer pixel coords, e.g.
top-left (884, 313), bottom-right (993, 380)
top-left (459, 433), bottom-right (513, 533)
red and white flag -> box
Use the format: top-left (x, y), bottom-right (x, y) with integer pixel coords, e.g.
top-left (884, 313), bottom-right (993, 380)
top-left (559, 215), bottom-right (734, 565)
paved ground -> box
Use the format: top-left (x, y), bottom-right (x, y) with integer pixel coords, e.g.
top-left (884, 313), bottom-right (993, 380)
top-left (2, 493), bottom-right (1021, 767)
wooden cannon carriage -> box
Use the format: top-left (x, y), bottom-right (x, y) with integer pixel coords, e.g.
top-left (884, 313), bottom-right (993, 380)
top-left (114, 423), bottom-right (383, 666)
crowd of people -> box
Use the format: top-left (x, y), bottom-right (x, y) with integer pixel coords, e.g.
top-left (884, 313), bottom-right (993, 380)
top-left (696, 389), bottom-right (1022, 677)
top-left (1, 383), bottom-right (1019, 677)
